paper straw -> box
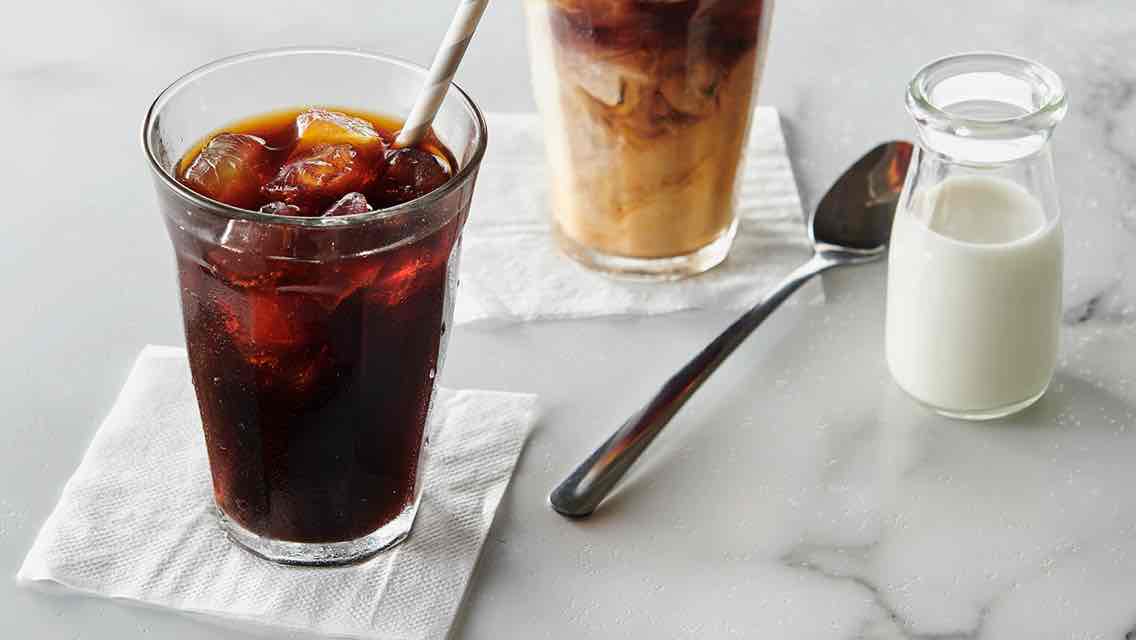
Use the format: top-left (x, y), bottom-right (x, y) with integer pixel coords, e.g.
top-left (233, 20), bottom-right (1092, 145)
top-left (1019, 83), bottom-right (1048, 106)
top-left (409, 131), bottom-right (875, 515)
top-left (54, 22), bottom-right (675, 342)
top-left (395, 0), bottom-right (490, 147)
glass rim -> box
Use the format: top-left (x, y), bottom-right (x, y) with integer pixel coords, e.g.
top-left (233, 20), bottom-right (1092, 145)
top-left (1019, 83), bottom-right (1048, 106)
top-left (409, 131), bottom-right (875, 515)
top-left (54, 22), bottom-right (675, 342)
top-left (906, 51), bottom-right (1067, 136)
top-left (141, 46), bottom-right (488, 228)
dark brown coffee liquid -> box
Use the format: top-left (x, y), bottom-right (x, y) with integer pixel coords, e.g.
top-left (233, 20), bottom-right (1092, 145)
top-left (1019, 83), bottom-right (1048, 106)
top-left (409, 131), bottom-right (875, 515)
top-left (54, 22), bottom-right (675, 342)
top-left (172, 108), bottom-right (461, 543)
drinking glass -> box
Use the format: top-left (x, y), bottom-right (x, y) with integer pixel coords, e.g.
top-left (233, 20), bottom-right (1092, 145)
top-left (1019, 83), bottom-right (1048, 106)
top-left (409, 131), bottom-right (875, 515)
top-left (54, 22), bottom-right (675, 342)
top-left (524, 0), bottom-right (775, 280)
top-left (143, 48), bottom-right (487, 564)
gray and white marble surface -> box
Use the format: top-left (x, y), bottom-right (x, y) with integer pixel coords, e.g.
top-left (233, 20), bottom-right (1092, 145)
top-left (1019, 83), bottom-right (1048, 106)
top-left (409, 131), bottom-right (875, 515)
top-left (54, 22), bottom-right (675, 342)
top-left (2, 1), bottom-right (1135, 638)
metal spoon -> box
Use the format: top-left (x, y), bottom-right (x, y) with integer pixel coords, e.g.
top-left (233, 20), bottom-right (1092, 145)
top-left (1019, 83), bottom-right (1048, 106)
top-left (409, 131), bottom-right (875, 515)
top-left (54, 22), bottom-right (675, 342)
top-left (549, 141), bottom-right (915, 518)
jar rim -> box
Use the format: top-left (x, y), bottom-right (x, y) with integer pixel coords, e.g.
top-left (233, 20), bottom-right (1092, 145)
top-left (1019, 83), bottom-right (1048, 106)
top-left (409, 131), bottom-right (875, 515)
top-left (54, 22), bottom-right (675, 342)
top-left (141, 47), bottom-right (488, 228)
top-left (906, 51), bottom-right (1067, 138)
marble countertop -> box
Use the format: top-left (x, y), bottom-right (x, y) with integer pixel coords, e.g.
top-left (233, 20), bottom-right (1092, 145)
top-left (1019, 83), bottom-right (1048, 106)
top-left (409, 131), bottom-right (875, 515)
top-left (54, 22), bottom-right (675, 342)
top-left (2, 0), bottom-right (1135, 638)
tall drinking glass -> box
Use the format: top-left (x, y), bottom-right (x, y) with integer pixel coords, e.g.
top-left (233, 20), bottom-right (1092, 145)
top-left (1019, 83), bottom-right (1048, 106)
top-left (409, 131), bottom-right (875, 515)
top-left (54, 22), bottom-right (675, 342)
top-left (524, 0), bottom-right (775, 279)
top-left (143, 48), bottom-right (487, 565)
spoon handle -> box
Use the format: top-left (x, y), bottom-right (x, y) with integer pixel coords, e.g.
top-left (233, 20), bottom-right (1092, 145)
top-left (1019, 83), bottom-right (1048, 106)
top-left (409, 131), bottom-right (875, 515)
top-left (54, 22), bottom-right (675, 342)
top-left (549, 252), bottom-right (837, 518)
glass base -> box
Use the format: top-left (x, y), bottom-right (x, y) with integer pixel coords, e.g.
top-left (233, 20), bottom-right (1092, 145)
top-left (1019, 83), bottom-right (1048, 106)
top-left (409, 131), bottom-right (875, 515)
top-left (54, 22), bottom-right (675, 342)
top-left (912, 386), bottom-right (1049, 421)
top-left (553, 217), bottom-right (738, 281)
top-left (217, 498), bottom-right (420, 566)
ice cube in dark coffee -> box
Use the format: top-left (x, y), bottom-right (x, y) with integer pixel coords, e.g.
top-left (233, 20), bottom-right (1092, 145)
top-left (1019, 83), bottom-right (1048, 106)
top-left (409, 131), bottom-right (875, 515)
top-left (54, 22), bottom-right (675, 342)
top-left (181, 133), bottom-right (273, 210)
top-left (262, 143), bottom-right (379, 213)
top-left (378, 148), bottom-right (451, 207)
top-left (293, 109), bottom-right (384, 151)
top-left (323, 192), bottom-right (372, 216)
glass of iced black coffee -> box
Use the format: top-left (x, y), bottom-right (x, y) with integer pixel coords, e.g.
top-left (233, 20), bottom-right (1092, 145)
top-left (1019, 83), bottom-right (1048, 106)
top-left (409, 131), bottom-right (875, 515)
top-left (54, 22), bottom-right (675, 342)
top-left (143, 48), bottom-right (486, 565)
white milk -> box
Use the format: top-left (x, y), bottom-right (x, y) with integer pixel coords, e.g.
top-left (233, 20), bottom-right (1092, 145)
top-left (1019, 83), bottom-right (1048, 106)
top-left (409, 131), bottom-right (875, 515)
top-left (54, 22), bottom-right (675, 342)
top-left (886, 175), bottom-right (1063, 417)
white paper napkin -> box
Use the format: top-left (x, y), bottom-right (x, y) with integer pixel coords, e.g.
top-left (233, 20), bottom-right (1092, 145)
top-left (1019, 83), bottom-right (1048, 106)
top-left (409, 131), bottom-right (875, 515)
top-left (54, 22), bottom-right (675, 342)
top-left (453, 107), bottom-right (821, 326)
top-left (19, 345), bottom-right (538, 640)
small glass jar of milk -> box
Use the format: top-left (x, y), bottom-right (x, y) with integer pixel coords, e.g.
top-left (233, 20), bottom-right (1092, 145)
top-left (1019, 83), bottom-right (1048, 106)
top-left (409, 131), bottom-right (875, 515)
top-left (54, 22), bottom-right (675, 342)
top-left (886, 52), bottom-right (1067, 420)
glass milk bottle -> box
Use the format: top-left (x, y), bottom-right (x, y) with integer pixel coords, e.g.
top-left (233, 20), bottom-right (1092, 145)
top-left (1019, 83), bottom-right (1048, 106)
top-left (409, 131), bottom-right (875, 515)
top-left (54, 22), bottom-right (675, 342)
top-left (886, 53), bottom-right (1067, 420)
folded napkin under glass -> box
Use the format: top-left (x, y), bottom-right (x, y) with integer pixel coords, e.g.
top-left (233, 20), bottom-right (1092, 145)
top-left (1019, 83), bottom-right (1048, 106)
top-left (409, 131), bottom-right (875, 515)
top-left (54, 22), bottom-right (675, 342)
top-left (19, 346), bottom-right (538, 640)
top-left (453, 107), bottom-right (822, 326)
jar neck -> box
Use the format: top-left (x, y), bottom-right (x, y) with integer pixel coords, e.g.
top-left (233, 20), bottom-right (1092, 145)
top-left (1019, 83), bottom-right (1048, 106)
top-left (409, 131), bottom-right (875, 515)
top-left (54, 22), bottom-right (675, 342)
top-left (906, 52), bottom-right (1067, 165)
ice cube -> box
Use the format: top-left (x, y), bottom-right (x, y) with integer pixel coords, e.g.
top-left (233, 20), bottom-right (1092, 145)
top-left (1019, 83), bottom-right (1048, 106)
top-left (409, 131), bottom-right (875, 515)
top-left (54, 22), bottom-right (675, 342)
top-left (219, 219), bottom-right (314, 258)
top-left (259, 201), bottom-right (302, 216)
top-left (205, 246), bottom-right (279, 289)
top-left (180, 133), bottom-right (272, 209)
top-left (658, 60), bottom-right (721, 117)
top-left (210, 288), bottom-right (330, 391)
top-left (561, 51), bottom-right (630, 107)
top-left (305, 259), bottom-right (385, 310)
top-left (377, 148), bottom-right (450, 206)
top-left (199, 250), bottom-right (338, 398)
top-left (208, 218), bottom-right (317, 288)
top-left (375, 257), bottom-right (427, 305)
top-left (322, 192), bottom-right (372, 217)
top-left (212, 287), bottom-right (313, 349)
top-left (367, 246), bottom-right (448, 307)
top-left (553, 0), bottom-right (639, 30)
top-left (294, 109), bottom-right (384, 152)
top-left (241, 291), bottom-right (322, 348)
top-left (262, 143), bottom-right (379, 210)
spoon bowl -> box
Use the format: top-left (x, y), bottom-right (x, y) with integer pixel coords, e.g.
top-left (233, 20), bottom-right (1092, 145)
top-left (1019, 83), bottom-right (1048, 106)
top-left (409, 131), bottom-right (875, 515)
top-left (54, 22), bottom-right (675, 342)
top-left (550, 140), bottom-right (915, 518)
top-left (812, 141), bottom-right (914, 256)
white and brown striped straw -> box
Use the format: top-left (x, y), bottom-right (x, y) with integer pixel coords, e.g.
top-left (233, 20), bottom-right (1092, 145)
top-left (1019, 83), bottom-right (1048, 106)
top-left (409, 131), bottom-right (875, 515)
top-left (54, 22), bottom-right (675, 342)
top-left (395, 0), bottom-right (490, 148)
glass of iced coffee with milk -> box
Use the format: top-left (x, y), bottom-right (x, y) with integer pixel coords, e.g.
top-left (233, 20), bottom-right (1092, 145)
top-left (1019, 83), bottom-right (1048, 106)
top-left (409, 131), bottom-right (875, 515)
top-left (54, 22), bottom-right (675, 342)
top-left (524, 0), bottom-right (774, 279)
